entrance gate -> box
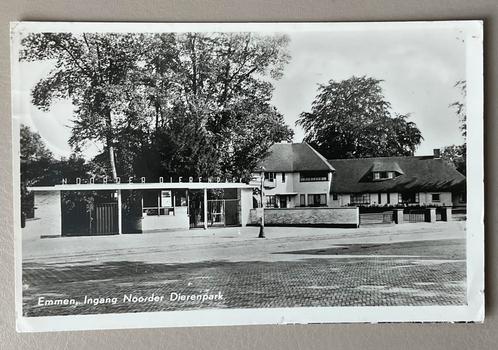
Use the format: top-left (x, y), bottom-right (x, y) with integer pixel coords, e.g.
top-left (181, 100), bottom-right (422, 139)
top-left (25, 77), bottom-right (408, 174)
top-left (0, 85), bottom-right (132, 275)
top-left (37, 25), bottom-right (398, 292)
top-left (403, 209), bottom-right (426, 223)
top-left (91, 202), bottom-right (119, 235)
top-left (189, 199), bottom-right (240, 228)
top-left (359, 211), bottom-right (393, 225)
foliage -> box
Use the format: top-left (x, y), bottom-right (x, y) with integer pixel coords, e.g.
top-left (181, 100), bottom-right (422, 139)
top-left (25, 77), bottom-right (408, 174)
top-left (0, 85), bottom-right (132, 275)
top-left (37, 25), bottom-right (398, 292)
top-left (297, 76), bottom-right (423, 159)
top-left (440, 144), bottom-right (466, 175)
top-left (442, 80), bottom-right (467, 175)
top-left (20, 124), bottom-right (93, 217)
top-left (20, 33), bottom-right (152, 179)
top-left (449, 80), bottom-right (467, 139)
top-left (20, 32), bottom-right (294, 181)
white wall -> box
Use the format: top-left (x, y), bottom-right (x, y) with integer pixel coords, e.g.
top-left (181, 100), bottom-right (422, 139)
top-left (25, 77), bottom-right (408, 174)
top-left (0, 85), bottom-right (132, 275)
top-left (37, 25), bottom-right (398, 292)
top-left (292, 172), bottom-right (331, 196)
top-left (142, 206), bottom-right (189, 232)
top-left (240, 188), bottom-right (253, 226)
top-left (264, 172), bottom-right (294, 194)
top-left (260, 172), bottom-right (332, 208)
top-left (418, 192), bottom-right (452, 206)
top-left (32, 190), bottom-right (62, 237)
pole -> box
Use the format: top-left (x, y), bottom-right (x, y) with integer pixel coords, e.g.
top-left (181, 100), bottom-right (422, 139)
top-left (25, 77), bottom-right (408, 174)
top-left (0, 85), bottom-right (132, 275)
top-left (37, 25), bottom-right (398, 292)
top-left (117, 189), bottom-right (122, 235)
top-left (203, 187), bottom-right (208, 230)
top-left (258, 170), bottom-right (265, 238)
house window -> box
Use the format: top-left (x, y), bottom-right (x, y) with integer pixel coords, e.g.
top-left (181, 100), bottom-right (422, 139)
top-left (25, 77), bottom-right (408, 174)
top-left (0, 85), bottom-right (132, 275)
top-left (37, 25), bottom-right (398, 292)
top-left (459, 192), bottom-right (466, 203)
top-left (281, 173), bottom-right (285, 183)
top-left (399, 192), bottom-right (420, 204)
top-left (264, 172), bottom-right (276, 181)
top-left (300, 194), bottom-right (306, 206)
top-left (266, 195), bottom-right (276, 208)
top-left (332, 193), bottom-right (338, 200)
top-left (350, 193), bottom-right (370, 205)
top-left (387, 193), bottom-right (390, 204)
top-left (378, 193), bottom-right (382, 204)
top-left (300, 171), bottom-right (329, 182)
top-left (307, 194), bottom-right (327, 207)
top-left (432, 193), bottom-right (441, 202)
top-left (373, 171), bottom-right (395, 180)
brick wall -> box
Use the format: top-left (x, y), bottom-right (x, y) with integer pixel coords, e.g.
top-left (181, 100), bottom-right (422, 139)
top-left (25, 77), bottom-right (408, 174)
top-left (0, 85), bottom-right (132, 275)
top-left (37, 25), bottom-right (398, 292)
top-left (249, 207), bottom-right (359, 227)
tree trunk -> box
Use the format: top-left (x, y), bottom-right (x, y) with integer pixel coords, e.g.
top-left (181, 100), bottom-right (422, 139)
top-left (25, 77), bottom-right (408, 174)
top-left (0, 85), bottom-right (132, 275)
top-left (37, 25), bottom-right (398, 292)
top-left (104, 106), bottom-right (118, 181)
top-left (109, 145), bottom-right (118, 180)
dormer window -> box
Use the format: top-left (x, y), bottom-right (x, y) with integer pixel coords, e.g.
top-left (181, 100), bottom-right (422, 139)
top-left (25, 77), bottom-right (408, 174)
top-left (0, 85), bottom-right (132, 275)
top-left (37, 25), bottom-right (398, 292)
top-left (370, 161), bottom-right (403, 181)
top-left (373, 171), bottom-right (395, 180)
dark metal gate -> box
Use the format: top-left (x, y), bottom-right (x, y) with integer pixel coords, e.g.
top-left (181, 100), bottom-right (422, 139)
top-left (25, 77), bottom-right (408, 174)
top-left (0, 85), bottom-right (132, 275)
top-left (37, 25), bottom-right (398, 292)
top-left (189, 200), bottom-right (204, 228)
top-left (91, 202), bottom-right (119, 235)
top-left (436, 207), bottom-right (444, 221)
top-left (359, 212), bottom-right (393, 225)
top-left (403, 209), bottom-right (426, 223)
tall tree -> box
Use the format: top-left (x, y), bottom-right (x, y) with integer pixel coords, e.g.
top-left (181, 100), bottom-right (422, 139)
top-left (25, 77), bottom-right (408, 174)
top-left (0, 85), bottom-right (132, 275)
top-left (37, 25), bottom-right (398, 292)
top-left (134, 32), bottom-right (294, 180)
top-left (21, 32), bottom-right (294, 182)
top-left (297, 76), bottom-right (423, 159)
top-left (20, 33), bottom-right (149, 180)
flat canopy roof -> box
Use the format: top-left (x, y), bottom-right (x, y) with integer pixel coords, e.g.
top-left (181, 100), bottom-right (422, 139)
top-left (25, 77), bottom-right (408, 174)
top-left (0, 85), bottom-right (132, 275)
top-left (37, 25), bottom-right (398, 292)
top-left (28, 182), bottom-right (256, 192)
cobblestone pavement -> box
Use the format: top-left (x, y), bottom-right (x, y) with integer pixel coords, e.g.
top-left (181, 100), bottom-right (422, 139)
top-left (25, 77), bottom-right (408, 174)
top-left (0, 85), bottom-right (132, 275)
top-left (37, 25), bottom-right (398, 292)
top-left (22, 224), bottom-right (466, 317)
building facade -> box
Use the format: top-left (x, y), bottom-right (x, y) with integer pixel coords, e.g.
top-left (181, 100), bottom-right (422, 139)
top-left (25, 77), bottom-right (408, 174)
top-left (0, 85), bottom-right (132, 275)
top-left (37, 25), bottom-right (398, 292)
top-left (328, 153), bottom-right (466, 208)
top-left (26, 143), bottom-right (466, 237)
top-left (254, 143), bottom-right (466, 209)
top-left (27, 182), bottom-right (255, 237)
top-left (251, 143), bottom-right (335, 208)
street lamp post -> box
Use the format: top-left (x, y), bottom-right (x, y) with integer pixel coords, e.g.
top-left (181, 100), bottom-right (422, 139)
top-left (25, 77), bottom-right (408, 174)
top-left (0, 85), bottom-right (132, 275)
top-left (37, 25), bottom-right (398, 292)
top-left (258, 166), bottom-right (265, 238)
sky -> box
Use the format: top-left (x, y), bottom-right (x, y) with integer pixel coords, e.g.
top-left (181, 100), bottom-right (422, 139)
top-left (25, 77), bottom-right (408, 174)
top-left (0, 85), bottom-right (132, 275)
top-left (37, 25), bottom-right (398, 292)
top-left (270, 26), bottom-right (467, 155)
top-left (14, 24), bottom-right (467, 159)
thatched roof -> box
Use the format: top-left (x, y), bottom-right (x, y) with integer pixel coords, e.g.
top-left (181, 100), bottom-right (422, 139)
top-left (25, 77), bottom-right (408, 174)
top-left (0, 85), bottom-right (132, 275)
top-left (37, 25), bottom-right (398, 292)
top-left (259, 143), bottom-right (335, 172)
top-left (329, 156), bottom-right (466, 193)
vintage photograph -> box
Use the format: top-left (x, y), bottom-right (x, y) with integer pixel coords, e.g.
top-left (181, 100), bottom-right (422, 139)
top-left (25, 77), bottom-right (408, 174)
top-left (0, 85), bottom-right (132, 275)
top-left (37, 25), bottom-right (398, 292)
top-left (11, 21), bottom-right (483, 331)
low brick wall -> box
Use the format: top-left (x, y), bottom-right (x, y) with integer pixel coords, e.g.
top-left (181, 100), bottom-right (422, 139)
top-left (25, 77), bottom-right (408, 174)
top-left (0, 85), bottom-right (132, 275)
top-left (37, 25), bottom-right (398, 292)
top-left (249, 207), bottom-right (359, 228)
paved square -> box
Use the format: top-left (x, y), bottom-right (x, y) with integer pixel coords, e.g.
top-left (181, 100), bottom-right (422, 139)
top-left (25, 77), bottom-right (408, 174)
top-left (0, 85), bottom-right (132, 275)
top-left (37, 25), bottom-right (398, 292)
top-left (22, 222), bottom-right (466, 316)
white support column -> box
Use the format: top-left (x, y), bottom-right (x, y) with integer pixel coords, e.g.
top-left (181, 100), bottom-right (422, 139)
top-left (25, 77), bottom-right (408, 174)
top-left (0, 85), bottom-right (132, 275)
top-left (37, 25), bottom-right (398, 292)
top-left (203, 188), bottom-right (208, 230)
top-left (117, 189), bottom-right (122, 234)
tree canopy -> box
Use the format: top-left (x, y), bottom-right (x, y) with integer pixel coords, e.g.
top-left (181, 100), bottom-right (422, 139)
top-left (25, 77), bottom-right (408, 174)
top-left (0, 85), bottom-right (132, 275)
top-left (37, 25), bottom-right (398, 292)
top-left (20, 32), bottom-right (293, 182)
top-left (297, 76), bottom-right (423, 159)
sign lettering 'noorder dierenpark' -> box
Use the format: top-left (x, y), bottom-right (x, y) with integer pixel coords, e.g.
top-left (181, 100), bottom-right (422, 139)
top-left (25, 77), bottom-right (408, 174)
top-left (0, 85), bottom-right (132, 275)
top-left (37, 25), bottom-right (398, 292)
top-left (62, 176), bottom-right (247, 185)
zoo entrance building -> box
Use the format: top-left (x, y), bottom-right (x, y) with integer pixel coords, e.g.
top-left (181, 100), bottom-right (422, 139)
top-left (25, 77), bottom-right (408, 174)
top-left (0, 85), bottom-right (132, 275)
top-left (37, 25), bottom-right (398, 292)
top-left (26, 142), bottom-right (466, 237)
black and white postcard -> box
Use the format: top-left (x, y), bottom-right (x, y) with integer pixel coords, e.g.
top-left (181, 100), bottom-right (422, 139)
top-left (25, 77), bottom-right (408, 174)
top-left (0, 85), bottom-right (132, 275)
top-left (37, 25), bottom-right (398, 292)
top-left (11, 21), bottom-right (484, 332)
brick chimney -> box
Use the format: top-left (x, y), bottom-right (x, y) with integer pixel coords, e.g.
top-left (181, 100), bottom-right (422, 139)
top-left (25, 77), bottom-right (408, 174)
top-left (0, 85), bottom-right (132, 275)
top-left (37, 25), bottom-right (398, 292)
top-left (433, 148), bottom-right (441, 159)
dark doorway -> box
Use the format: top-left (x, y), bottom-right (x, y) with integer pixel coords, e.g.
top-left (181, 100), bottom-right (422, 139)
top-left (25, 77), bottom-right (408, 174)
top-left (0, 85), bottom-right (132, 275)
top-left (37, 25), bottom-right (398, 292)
top-left (189, 190), bottom-right (205, 228)
top-left (188, 189), bottom-right (241, 228)
top-left (223, 199), bottom-right (240, 226)
top-left (279, 196), bottom-right (287, 208)
top-left (61, 190), bottom-right (118, 236)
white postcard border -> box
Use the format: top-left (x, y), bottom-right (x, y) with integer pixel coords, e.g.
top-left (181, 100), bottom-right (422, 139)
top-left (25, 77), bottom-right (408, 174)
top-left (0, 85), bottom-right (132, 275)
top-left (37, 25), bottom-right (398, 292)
top-left (11, 20), bottom-right (484, 332)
